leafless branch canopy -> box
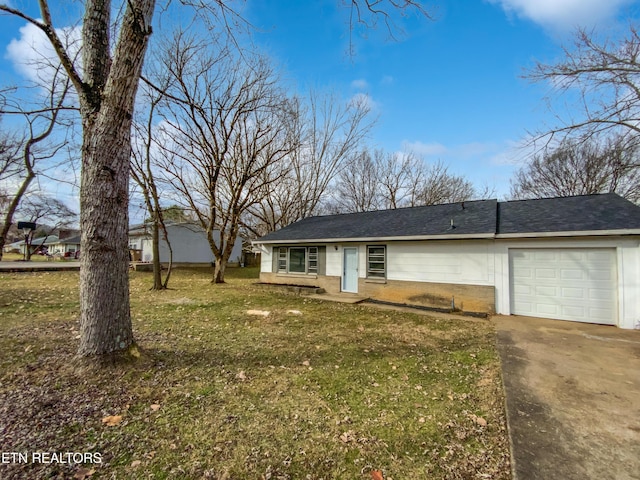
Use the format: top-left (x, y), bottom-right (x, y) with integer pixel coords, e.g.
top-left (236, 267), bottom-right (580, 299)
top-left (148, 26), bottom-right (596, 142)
top-left (529, 26), bottom-right (640, 143)
top-left (510, 135), bottom-right (640, 203)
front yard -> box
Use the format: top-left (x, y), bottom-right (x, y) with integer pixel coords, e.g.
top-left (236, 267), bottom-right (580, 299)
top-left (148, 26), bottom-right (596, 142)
top-left (0, 267), bottom-right (510, 479)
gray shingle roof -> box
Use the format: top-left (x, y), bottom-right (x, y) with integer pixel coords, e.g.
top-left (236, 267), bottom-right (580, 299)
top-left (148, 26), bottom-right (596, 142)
top-left (257, 193), bottom-right (640, 243)
top-left (260, 199), bottom-right (497, 242)
top-left (497, 193), bottom-right (640, 234)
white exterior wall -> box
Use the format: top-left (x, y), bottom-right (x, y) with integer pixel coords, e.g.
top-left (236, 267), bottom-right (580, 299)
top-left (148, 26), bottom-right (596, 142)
top-left (494, 237), bottom-right (640, 329)
top-left (259, 244), bottom-right (272, 272)
top-left (139, 225), bottom-right (242, 264)
top-left (258, 243), bottom-right (344, 276)
top-left (385, 240), bottom-right (493, 285)
top-left (262, 241), bottom-right (493, 284)
top-left (257, 236), bottom-right (640, 329)
top-left (49, 242), bottom-right (80, 254)
top-left (326, 245), bottom-right (344, 277)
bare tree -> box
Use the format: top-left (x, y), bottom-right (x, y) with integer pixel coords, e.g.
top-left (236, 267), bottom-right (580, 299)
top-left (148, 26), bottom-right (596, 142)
top-left (332, 149), bottom-right (382, 213)
top-left (0, 65), bottom-right (72, 261)
top-left (155, 34), bottom-right (296, 283)
top-left (331, 150), bottom-right (482, 213)
top-left (510, 136), bottom-right (640, 202)
top-left (17, 193), bottom-right (76, 260)
top-left (377, 150), bottom-right (425, 208)
top-left (529, 26), bottom-right (640, 143)
top-left (245, 91), bottom-right (372, 235)
top-left (131, 85), bottom-right (173, 290)
top-left (0, 0), bottom-right (430, 359)
top-left (412, 160), bottom-right (476, 206)
top-left (0, 0), bottom-right (163, 357)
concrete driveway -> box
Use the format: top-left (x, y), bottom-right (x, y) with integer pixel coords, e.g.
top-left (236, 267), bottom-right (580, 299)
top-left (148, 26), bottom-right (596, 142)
top-left (495, 315), bottom-right (640, 480)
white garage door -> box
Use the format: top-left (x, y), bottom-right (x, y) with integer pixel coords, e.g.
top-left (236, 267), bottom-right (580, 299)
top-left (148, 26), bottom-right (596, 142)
top-left (509, 248), bottom-right (617, 325)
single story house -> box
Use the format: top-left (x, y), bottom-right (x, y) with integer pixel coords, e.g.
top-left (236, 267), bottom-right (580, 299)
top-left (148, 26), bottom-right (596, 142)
top-left (47, 234), bottom-right (81, 256)
top-left (253, 193), bottom-right (640, 329)
top-left (5, 235), bottom-right (59, 255)
top-left (129, 222), bottom-right (243, 267)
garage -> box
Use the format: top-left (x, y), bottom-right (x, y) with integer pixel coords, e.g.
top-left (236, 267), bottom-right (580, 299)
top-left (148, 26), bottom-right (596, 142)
top-left (509, 248), bottom-right (617, 325)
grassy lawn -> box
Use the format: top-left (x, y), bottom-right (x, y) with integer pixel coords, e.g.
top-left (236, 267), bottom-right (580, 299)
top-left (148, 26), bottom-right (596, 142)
top-left (0, 267), bottom-right (510, 479)
top-left (1, 252), bottom-right (29, 261)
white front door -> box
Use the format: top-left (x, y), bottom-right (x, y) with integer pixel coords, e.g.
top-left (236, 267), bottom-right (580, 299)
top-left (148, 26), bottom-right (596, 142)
top-left (342, 247), bottom-right (358, 293)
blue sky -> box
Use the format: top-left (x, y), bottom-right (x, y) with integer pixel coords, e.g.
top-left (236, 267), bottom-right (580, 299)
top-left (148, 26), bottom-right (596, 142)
top-left (2, 0), bottom-right (640, 205)
top-left (243, 0), bottom-right (640, 195)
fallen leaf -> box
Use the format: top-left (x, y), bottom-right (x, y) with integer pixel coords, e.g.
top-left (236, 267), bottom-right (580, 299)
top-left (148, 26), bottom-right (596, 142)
top-left (371, 470), bottom-right (384, 480)
top-left (468, 413), bottom-right (488, 427)
top-left (236, 370), bottom-right (247, 381)
top-left (339, 430), bottom-right (354, 443)
top-left (302, 360), bottom-right (310, 366)
top-left (102, 415), bottom-right (123, 426)
top-left (131, 460), bottom-right (142, 468)
top-left (150, 404), bottom-right (161, 411)
top-left (74, 468), bottom-right (95, 479)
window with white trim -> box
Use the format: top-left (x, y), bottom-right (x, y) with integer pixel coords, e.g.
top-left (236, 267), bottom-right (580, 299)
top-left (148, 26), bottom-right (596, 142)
top-left (308, 247), bottom-right (318, 274)
top-left (277, 246), bottom-right (320, 275)
top-left (278, 247), bottom-right (288, 272)
top-left (367, 245), bottom-right (386, 278)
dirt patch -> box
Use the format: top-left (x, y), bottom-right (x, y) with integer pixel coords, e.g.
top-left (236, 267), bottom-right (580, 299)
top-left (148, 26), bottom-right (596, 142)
top-left (407, 293), bottom-right (451, 308)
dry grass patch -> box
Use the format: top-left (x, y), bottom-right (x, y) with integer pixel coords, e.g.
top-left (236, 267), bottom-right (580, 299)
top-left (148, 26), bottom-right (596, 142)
top-left (0, 268), bottom-right (510, 479)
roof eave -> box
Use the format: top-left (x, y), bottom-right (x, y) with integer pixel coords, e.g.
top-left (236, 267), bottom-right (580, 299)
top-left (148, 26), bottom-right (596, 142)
top-left (495, 229), bottom-right (640, 239)
top-left (254, 233), bottom-right (496, 244)
top-left (254, 228), bottom-right (640, 245)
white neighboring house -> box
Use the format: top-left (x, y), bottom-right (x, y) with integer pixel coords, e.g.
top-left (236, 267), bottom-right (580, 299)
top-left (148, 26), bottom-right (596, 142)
top-left (47, 234), bottom-right (81, 256)
top-left (128, 222), bottom-right (243, 267)
top-left (254, 193), bottom-right (640, 329)
top-left (4, 233), bottom-right (80, 257)
top-left (4, 235), bottom-right (59, 255)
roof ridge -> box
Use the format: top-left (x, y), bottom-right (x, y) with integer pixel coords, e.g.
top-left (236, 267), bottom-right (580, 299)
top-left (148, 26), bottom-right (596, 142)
top-left (297, 198), bottom-right (499, 222)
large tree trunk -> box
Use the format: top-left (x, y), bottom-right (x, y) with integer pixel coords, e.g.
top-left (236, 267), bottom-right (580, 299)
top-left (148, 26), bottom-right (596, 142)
top-left (78, 119), bottom-right (133, 355)
top-left (77, 0), bottom-right (155, 357)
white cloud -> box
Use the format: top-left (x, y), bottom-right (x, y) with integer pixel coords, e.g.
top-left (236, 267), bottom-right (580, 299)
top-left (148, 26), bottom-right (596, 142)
top-left (401, 140), bottom-right (448, 156)
top-left (351, 79), bottom-right (369, 90)
top-left (487, 0), bottom-right (636, 30)
top-left (350, 92), bottom-right (378, 111)
top-left (5, 21), bottom-right (81, 85)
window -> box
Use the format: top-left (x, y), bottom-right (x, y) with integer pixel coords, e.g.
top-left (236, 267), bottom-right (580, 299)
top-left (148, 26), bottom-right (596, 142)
top-left (278, 247), bottom-right (288, 272)
top-left (308, 247), bottom-right (318, 274)
top-left (367, 245), bottom-right (386, 278)
top-left (276, 246), bottom-right (321, 275)
top-left (288, 247), bottom-right (306, 273)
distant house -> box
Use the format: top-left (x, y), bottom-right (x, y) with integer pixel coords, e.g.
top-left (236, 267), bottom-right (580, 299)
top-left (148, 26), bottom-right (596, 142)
top-left (253, 193), bottom-right (640, 329)
top-left (5, 235), bottom-right (59, 255)
top-left (128, 222), bottom-right (243, 266)
top-left (47, 234), bottom-right (81, 257)
top-left (4, 228), bottom-right (81, 257)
